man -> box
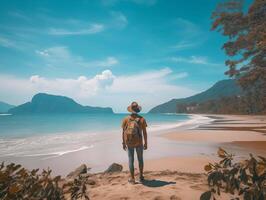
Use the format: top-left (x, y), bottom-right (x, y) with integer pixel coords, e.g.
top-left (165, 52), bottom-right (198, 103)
top-left (121, 101), bottom-right (148, 184)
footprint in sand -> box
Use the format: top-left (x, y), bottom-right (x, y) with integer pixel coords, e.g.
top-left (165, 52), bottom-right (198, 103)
top-left (190, 183), bottom-right (207, 190)
top-left (139, 190), bottom-right (158, 196)
top-left (153, 196), bottom-right (166, 200)
top-left (152, 195), bottom-right (182, 200)
top-left (119, 197), bottom-right (130, 200)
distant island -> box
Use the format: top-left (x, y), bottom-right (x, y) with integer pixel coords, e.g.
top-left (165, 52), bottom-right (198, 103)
top-left (8, 93), bottom-right (113, 114)
top-left (149, 79), bottom-right (245, 114)
top-left (0, 101), bottom-right (15, 113)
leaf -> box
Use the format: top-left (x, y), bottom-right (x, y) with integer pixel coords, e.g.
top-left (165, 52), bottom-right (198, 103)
top-left (204, 164), bottom-right (212, 172)
top-left (30, 168), bottom-right (39, 176)
top-left (255, 163), bottom-right (266, 177)
top-left (53, 175), bottom-right (61, 182)
top-left (258, 156), bottom-right (266, 163)
top-left (217, 147), bottom-right (227, 158)
top-left (219, 158), bottom-right (227, 165)
top-left (9, 184), bottom-right (20, 194)
top-left (200, 191), bottom-right (212, 200)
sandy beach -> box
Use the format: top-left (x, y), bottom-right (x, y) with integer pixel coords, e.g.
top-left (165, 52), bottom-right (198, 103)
top-left (163, 114), bottom-right (266, 153)
top-left (89, 114), bottom-right (266, 200)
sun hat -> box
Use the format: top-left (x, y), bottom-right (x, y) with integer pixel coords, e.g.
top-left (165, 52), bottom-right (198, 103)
top-left (127, 101), bottom-right (142, 113)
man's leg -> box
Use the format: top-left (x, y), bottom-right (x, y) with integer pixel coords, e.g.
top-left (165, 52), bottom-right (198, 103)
top-left (127, 147), bottom-right (135, 180)
top-left (136, 145), bottom-right (144, 179)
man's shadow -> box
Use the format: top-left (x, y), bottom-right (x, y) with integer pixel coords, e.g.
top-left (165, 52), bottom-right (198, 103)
top-left (141, 179), bottom-right (176, 187)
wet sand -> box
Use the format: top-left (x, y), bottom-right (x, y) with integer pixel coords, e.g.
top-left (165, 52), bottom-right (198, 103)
top-left (163, 114), bottom-right (266, 153)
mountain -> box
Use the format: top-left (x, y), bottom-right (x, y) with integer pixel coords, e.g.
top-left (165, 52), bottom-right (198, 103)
top-left (0, 101), bottom-right (15, 113)
top-left (149, 79), bottom-right (243, 113)
top-left (8, 93), bottom-right (113, 114)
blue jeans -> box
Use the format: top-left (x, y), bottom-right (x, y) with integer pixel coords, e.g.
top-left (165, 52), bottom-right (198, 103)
top-left (127, 145), bottom-right (144, 176)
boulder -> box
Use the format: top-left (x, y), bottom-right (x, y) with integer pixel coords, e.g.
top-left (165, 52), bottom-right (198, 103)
top-left (105, 163), bottom-right (123, 173)
top-left (67, 164), bottom-right (88, 179)
top-left (80, 173), bottom-right (92, 179)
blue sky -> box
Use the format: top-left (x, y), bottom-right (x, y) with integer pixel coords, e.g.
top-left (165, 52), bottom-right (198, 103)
top-left (0, 0), bottom-right (232, 112)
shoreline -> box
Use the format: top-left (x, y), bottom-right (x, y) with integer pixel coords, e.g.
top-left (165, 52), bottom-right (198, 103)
top-left (162, 114), bottom-right (266, 152)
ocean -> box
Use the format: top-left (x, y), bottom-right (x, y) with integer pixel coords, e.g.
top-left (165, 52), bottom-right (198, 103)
top-left (0, 113), bottom-right (214, 174)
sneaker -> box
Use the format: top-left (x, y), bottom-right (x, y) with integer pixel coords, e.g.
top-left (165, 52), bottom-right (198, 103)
top-left (139, 175), bottom-right (145, 183)
top-left (128, 178), bottom-right (136, 184)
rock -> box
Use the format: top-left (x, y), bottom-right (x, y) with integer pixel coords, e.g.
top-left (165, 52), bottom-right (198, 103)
top-left (105, 163), bottom-right (123, 173)
top-left (80, 173), bottom-right (92, 179)
top-left (67, 164), bottom-right (88, 179)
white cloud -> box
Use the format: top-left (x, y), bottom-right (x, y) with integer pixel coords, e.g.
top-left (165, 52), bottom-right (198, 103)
top-left (110, 68), bottom-right (173, 93)
top-left (35, 46), bottom-right (119, 68)
top-left (29, 70), bottom-right (115, 96)
top-left (8, 11), bottom-right (31, 22)
top-left (174, 18), bottom-right (202, 38)
top-left (0, 35), bottom-right (35, 51)
top-left (110, 11), bottom-right (128, 29)
top-left (30, 75), bottom-right (44, 83)
top-left (170, 41), bottom-right (199, 51)
top-left (36, 46), bottom-right (72, 60)
top-left (171, 56), bottom-right (222, 66)
top-left (48, 23), bottom-right (105, 35)
top-left (0, 36), bottom-right (18, 49)
top-left (100, 68), bottom-right (194, 112)
top-left (0, 68), bottom-right (194, 112)
top-left (170, 18), bottom-right (206, 51)
top-left (171, 72), bottom-right (188, 79)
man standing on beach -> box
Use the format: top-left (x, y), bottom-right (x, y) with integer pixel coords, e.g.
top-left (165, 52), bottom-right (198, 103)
top-left (122, 102), bottom-right (148, 184)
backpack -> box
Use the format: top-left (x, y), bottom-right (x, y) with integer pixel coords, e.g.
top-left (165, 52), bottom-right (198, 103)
top-left (123, 116), bottom-right (142, 147)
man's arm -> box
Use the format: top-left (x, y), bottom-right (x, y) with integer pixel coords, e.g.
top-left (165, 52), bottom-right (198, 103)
top-left (122, 119), bottom-right (127, 150)
top-left (142, 118), bottom-right (148, 150)
top-left (143, 126), bottom-right (148, 150)
top-left (122, 131), bottom-right (127, 150)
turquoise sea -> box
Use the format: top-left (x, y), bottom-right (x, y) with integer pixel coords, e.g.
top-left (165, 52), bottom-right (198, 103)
top-left (0, 113), bottom-right (214, 174)
top-left (0, 113), bottom-right (190, 138)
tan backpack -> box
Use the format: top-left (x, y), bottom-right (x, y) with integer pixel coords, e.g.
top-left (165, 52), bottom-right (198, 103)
top-left (123, 116), bottom-right (142, 147)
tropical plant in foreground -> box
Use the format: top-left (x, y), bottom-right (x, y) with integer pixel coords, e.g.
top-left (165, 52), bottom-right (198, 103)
top-left (201, 148), bottom-right (266, 200)
top-left (0, 162), bottom-right (90, 200)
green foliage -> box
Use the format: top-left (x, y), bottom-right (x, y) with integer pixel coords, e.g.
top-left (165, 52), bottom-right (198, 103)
top-left (175, 95), bottom-right (266, 115)
top-left (201, 148), bottom-right (266, 200)
top-left (211, 0), bottom-right (266, 114)
top-left (0, 162), bottom-right (90, 200)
